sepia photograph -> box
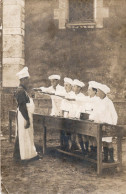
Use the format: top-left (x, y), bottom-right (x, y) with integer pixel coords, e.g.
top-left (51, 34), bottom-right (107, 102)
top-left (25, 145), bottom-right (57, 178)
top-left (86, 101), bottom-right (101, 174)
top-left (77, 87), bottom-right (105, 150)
top-left (0, 0), bottom-right (126, 193)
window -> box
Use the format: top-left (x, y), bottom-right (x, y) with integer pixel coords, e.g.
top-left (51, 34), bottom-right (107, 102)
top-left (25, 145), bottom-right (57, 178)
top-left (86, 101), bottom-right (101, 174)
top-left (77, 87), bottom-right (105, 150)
top-left (69, 0), bottom-right (94, 23)
top-left (66, 0), bottom-right (95, 29)
top-left (54, 0), bottom-right (109, 29)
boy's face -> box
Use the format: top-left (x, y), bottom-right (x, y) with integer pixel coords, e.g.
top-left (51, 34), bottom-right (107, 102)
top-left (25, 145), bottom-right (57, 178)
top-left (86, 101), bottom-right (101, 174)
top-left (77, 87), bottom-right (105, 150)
top-left (64, 82), bottom-right (72, 93)
top-left (73, 85), bottom-right (82, 94)
top-left (88, 88), bottom-right (96, 97)
top-left (50, 79), bottom-right (59, 88)
top-left (96, 89), bottom-right (106, 99)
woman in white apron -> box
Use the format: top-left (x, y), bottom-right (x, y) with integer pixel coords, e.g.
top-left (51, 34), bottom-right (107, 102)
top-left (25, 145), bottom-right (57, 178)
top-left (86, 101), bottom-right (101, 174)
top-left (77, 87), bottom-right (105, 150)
top-left (13, 67), bottom-right (38, 162)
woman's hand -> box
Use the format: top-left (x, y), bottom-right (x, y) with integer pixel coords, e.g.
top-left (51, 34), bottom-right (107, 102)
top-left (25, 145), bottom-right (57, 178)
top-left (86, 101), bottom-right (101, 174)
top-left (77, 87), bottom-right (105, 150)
top-left (24, 120), bottom-right (30, 129)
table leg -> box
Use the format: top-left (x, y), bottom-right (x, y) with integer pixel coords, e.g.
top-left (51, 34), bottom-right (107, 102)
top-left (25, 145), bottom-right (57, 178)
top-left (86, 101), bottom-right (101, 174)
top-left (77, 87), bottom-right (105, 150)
top-left (117, 136), bottom-right (122, 172)
top-left (43, 126), bottom-right (46, 154)
top-left (60, 130), bottom-right (64, 148)
top-left (9, 117), bottom-right (12, 143)
top-left (97, 126), bottom-right (102, 175)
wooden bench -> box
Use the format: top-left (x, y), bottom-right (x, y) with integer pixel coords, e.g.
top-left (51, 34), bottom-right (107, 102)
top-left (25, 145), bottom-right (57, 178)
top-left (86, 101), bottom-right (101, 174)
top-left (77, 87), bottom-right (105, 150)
top-left (9, 110), bottom-right (125, 175)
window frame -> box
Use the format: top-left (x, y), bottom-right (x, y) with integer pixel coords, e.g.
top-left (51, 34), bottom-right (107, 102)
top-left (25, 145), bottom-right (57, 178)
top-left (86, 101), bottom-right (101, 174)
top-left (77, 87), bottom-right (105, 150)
top-left (66, 0), bottom-right (96, 29)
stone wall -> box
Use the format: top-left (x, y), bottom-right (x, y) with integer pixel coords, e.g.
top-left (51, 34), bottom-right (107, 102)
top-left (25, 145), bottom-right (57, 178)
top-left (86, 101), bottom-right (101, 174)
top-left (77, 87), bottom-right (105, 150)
top-left (54, 0), bottom-right (109, 29)
top-left (114, 101), bottom-right (126, 125)
top-left (2, 0), bottom-right (25, 87)
top-left (1, 0), bottom-right (126, 130)
top-left (0, 0), bottom-right (2, 85)
top-left (25, 0), bottom-right (126, 101)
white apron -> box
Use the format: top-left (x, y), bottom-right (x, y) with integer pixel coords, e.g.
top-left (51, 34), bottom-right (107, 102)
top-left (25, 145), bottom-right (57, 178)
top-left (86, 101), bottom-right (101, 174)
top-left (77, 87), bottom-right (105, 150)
top-left (17, 98), bottom-right (37, 160)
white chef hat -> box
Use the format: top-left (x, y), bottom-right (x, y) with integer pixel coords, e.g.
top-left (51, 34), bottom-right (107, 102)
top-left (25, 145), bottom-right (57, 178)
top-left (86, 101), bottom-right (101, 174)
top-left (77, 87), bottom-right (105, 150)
top-left (73, 79), bottom-right (85, 87)
top-left (48, 75), bottom-right (60, 80)
top-left (16, 67), bottom-right (30, 79)
top-left (88, 81), bottom-right (99, 89)
top-left (97, 83), bottom-right (110, 94)
top-left (64, 77), bottom-right (73, 85)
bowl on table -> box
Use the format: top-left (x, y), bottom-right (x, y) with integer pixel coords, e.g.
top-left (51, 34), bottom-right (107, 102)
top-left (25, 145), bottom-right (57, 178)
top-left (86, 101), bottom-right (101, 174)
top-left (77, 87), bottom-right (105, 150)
top-left (80, 113), bottom-right (90, 120)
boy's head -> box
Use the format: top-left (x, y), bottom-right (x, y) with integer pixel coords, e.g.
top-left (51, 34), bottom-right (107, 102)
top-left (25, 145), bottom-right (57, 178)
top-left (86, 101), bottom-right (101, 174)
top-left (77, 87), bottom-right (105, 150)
top-left (64, 77), bottom-right (73, 93)
top-left (88, 87), bottom-right (97, 97)
top-left (73, 85), bottom-right (82, 94)
top-left (88, 81), bottom-right (98, 97)
top-left (96, 88), bottom-right (106, 99)
top-left (73, 79), bottom-right (85, 94)
top-left (48, 75), bottom-right (60, 88)
top-left (96, 83), bottom-right (110, 99)
top-left (50, 79), bottom-right (59, 88)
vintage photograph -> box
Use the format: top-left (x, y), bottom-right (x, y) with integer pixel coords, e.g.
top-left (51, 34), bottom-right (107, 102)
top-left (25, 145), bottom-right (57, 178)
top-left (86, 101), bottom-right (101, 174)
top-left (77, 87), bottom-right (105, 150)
top-left (0, 0), bottom-right (126, 193)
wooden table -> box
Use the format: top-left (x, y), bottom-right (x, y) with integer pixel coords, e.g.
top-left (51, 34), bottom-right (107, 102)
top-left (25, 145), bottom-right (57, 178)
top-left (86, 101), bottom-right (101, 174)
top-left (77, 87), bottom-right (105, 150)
top-left (9, 110), bottom-right (124, 175)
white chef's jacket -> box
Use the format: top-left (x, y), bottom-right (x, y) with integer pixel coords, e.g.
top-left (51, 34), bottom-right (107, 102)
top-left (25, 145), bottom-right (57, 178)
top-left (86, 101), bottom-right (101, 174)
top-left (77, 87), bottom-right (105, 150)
top-left (40, 84), bottom-right (64, 116)
top-left (77, 96), bottom-right (99, 116)
top-left (60, 91), bottom-right (75, 113)
top-left (40, 86), bottom-right (55, 93)
top-left (89, 96), bottom-right (118, 142)
top-left (68, 92), bottom-right (87, 118)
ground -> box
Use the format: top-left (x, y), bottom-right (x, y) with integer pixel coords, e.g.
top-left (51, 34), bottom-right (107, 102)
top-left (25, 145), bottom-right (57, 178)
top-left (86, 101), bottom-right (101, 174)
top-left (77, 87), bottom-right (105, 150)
top-left (1, 127), bottom-right (126, 194)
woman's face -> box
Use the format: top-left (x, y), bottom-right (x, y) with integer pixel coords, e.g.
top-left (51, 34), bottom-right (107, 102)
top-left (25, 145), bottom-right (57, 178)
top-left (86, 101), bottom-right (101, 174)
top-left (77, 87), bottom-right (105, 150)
top-left (88, 88), bottom-right (96, 97)
top-left (20, 77), bottom-right (29, 88)
top-left (64, 83), bottom-right (72, 93)
top-left (73, 85), bottom-right (81, 94)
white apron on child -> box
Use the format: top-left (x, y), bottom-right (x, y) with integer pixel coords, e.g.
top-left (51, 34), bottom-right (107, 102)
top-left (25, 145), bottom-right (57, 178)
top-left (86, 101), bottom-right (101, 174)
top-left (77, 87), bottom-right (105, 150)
top-left (17, 97), bottom-right (37, 160)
